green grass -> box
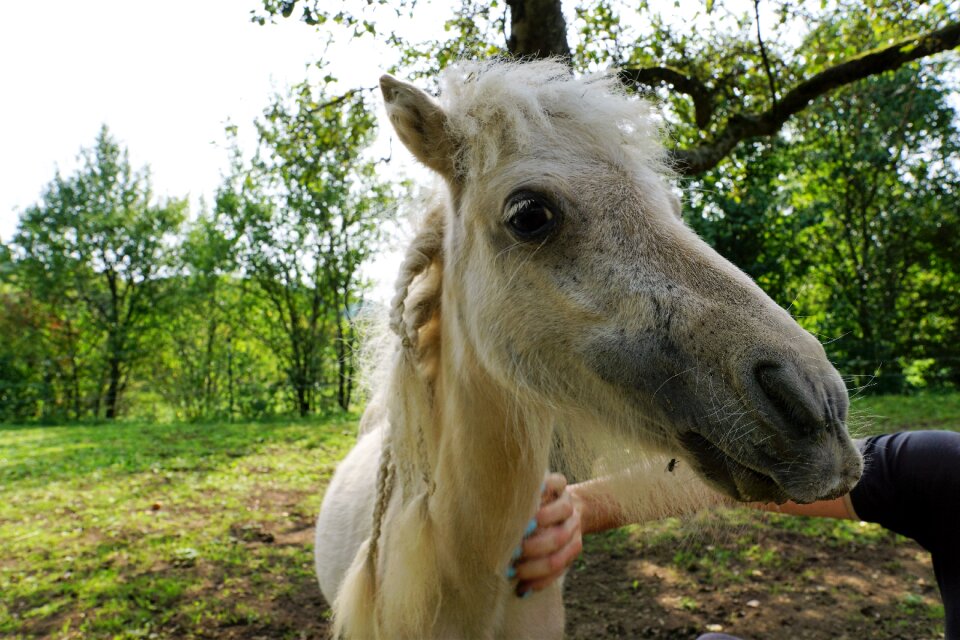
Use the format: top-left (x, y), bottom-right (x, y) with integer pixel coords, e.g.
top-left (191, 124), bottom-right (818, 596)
top-left (848, 390), bottom-right (960, 437)
top-left (0, 415), bottom-right (357, 639)
top-left (1, 392), bottom-right (958, 639)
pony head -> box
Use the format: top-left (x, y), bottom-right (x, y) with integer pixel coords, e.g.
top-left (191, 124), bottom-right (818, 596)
top-left (380, 61), bottom-right (861, 505)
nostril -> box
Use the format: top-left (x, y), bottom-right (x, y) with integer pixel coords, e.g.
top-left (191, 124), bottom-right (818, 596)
top-left (753, 362), bottom-right (826, 434)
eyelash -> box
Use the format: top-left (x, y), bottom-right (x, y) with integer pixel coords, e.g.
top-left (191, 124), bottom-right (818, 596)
top-left (504, 191), bottom-right (560, 240)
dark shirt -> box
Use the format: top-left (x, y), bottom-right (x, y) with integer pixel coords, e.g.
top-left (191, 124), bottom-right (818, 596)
top-left (850, 431), bottom-right (960, 640)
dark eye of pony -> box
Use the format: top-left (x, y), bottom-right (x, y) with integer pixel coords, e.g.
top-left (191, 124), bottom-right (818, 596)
top-left (504, 191), bottom-right (560, 241)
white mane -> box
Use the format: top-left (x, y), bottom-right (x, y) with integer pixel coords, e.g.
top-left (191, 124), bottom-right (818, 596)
top-left (438, 60), bottom-right (669, 179)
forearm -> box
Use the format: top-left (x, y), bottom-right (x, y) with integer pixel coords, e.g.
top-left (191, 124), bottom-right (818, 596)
top-left (569, 466), bottom-right (731, 535)
top-left (750, 494), bottom-right (856, 520)
top-left (570, 475), bottom-right (856, 535)
top-left (568, 478), bottom-right (631, 535)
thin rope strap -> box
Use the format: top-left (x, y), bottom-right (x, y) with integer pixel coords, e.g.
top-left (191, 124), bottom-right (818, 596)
top-left (368, 443), bottom-right (395, 570)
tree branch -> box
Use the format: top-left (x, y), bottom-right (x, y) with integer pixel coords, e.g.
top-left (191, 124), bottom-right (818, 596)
top-left (618, 66), bottom-right (715, 128)
top-left (307, 87), bottom-right (375, 114)
top-left (671, 20), bottom-right (960, 176)
top-left (754, 0), bottom-right (779, 111)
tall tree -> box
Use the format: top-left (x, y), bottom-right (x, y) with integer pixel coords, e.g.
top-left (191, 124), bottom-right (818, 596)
top-left (219, 81), bottom-right (391, 415)
top-left (788, 65), bottom-right (960, 389)
top-left (150, 208), bottom-right (241, 420)
top-left (10, 127), bottom-right (186, 419)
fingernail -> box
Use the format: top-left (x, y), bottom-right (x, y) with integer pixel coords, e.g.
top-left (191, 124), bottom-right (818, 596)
top-left (524, 518), bottom-right (537, 537)
top-left (517, 586), bottom-right (532, 599)
top-left (540, 481), bottom-right (546, 493)
top-left (505, 565), bottom-right (517, 580)
top-left (511, 545), bottom-right (522, 561)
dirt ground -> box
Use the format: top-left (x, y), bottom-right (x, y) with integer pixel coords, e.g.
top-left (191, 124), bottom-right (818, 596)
top-left (190, 510), bottom-right (944, 640)
top-left (562, 513), bottom-right (944, 640)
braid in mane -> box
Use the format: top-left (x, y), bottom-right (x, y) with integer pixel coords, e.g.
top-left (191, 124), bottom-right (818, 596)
top-left (370, 202), bottom-right (445, 566)
top-left (389, 212), bottom-right (444, 351)
top-left (334, 204), bottom-right (447, 639)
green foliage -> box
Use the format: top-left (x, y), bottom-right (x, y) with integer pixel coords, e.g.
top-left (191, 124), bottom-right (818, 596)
top-left (218, 79), bottom-right (393, 416)
top-left (686, 65), bottom-right (960, 391)
top-left (5, 127), bottom-right (186, 420)
top-left (1, 81), bottom-right (394, 421)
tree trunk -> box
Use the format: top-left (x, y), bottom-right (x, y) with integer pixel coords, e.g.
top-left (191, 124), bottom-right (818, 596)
top-left (505, 0), bottom-right (570, 59)
top-left (104, 356), bottom-right (121, 419)
top-left (296, 383), bottom-right (310, 417)
top-left (336, 336), bottom-right (353, 412)
top-left (227, 336), bottom-right (235, 422)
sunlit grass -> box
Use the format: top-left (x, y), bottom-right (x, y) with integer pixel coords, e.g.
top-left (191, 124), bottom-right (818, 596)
top-left (1, 392), bottom-right (957, 638)
top-left (0, 415), bottom-right (357, 639)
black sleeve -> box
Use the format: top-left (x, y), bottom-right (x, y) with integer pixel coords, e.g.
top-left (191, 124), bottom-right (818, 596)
top-left (849, 430), bottom-right (960, 640)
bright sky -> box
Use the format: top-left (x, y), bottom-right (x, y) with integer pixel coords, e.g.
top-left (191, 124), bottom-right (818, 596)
top-left (1, 1), bottom-right (311, 237)
top-left (0, 0), bottom-right (450, 297)
top-left (3, 2), bottom-right (955, 297)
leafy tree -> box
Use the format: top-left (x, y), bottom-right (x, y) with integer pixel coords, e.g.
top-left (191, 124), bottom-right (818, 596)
top-left (255, 0), bottom-right (959, 175)
top-left (788, 65), bottom-right (960, 389)
top-left (149, 208), bottom-right (237, 420)
top-left (9, 126), bottom-right (186, 419)
top-left (219, 81), bottom-right (391, 415)
top-left (688, 64), bottom-right (960, 390)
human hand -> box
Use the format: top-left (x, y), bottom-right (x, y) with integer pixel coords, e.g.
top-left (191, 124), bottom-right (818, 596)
top-left (509, 472), bottom-right (584, 597)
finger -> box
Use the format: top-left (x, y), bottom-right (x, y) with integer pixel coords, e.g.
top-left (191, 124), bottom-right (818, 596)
top-left (535, 489), bottom-right (574, 528)
top-left (540, 472), bottom-right (567, 503)
top-left (516, 510), bottom-right (581, 581)
top-left (516, 528), bottom-right (583, 591)
top-left (522, 523), bottom-right (569, 559)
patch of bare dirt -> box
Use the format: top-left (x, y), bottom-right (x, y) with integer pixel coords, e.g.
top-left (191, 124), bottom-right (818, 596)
top-left (165, 517), bottom-right (943, 640)
top-left (564, 520), bottom-right (944, 640)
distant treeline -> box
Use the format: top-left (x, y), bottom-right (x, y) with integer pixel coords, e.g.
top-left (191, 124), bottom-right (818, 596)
top-left (2, 65), bottom-right (959, 422)
top-left (0, 83), bottom-right (395, 422)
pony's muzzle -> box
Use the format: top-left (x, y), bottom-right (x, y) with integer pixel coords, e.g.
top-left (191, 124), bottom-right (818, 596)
top-left (743, 357), bottom-right (862, 503)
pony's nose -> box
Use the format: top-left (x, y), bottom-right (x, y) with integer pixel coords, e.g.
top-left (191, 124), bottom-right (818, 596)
top-left (752, 362), bottom-right (831, 435)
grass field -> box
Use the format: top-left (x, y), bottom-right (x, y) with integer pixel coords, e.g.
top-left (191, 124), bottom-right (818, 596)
top-left (1, 393), bottom-right (958, 639)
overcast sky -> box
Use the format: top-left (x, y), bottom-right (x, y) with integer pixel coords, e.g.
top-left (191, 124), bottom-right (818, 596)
top-left (3, 2), bottom-right (955, 297)
top-left (0, 2), bottom-right (446, 231)
top-left (0, 0), bottom-right (453, 297)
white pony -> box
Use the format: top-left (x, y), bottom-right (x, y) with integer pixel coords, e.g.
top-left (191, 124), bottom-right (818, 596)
top-left (315, 60), bottom-right (862, 639)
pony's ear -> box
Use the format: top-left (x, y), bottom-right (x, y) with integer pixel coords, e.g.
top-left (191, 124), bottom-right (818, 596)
top-left (380, 74), bottom-right (456, 178)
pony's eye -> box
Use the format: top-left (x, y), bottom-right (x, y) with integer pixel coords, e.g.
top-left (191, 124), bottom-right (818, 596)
top-left (505, 192), bottom-right (559, 240)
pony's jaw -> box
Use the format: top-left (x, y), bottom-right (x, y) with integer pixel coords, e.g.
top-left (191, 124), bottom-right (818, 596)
top-left (577, 289), bottom-right (863, 504)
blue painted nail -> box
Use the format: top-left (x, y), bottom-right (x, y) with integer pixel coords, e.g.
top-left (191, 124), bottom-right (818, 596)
top-left (506, 565), bottom-right (517, 580)
top-left (524, 518), bottom-right (537, 537)
top-left (540, 481), bottom-right (546, 493)
top-left (520, 589), bottom-right (532, 599)
top-left (511, 545), bottom-right (523, 561)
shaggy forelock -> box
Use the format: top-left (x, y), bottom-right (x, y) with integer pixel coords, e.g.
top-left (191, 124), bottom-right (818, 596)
top-left (438, 59), bottom-right (669, 178)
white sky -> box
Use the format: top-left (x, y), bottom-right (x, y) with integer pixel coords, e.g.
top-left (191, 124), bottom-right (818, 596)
top-left (0, 0), bottom-right (450, 298)
top-left (2, 2), bottom-right (955, 299)
top-left (1, 1), bottom-right (315, 236)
